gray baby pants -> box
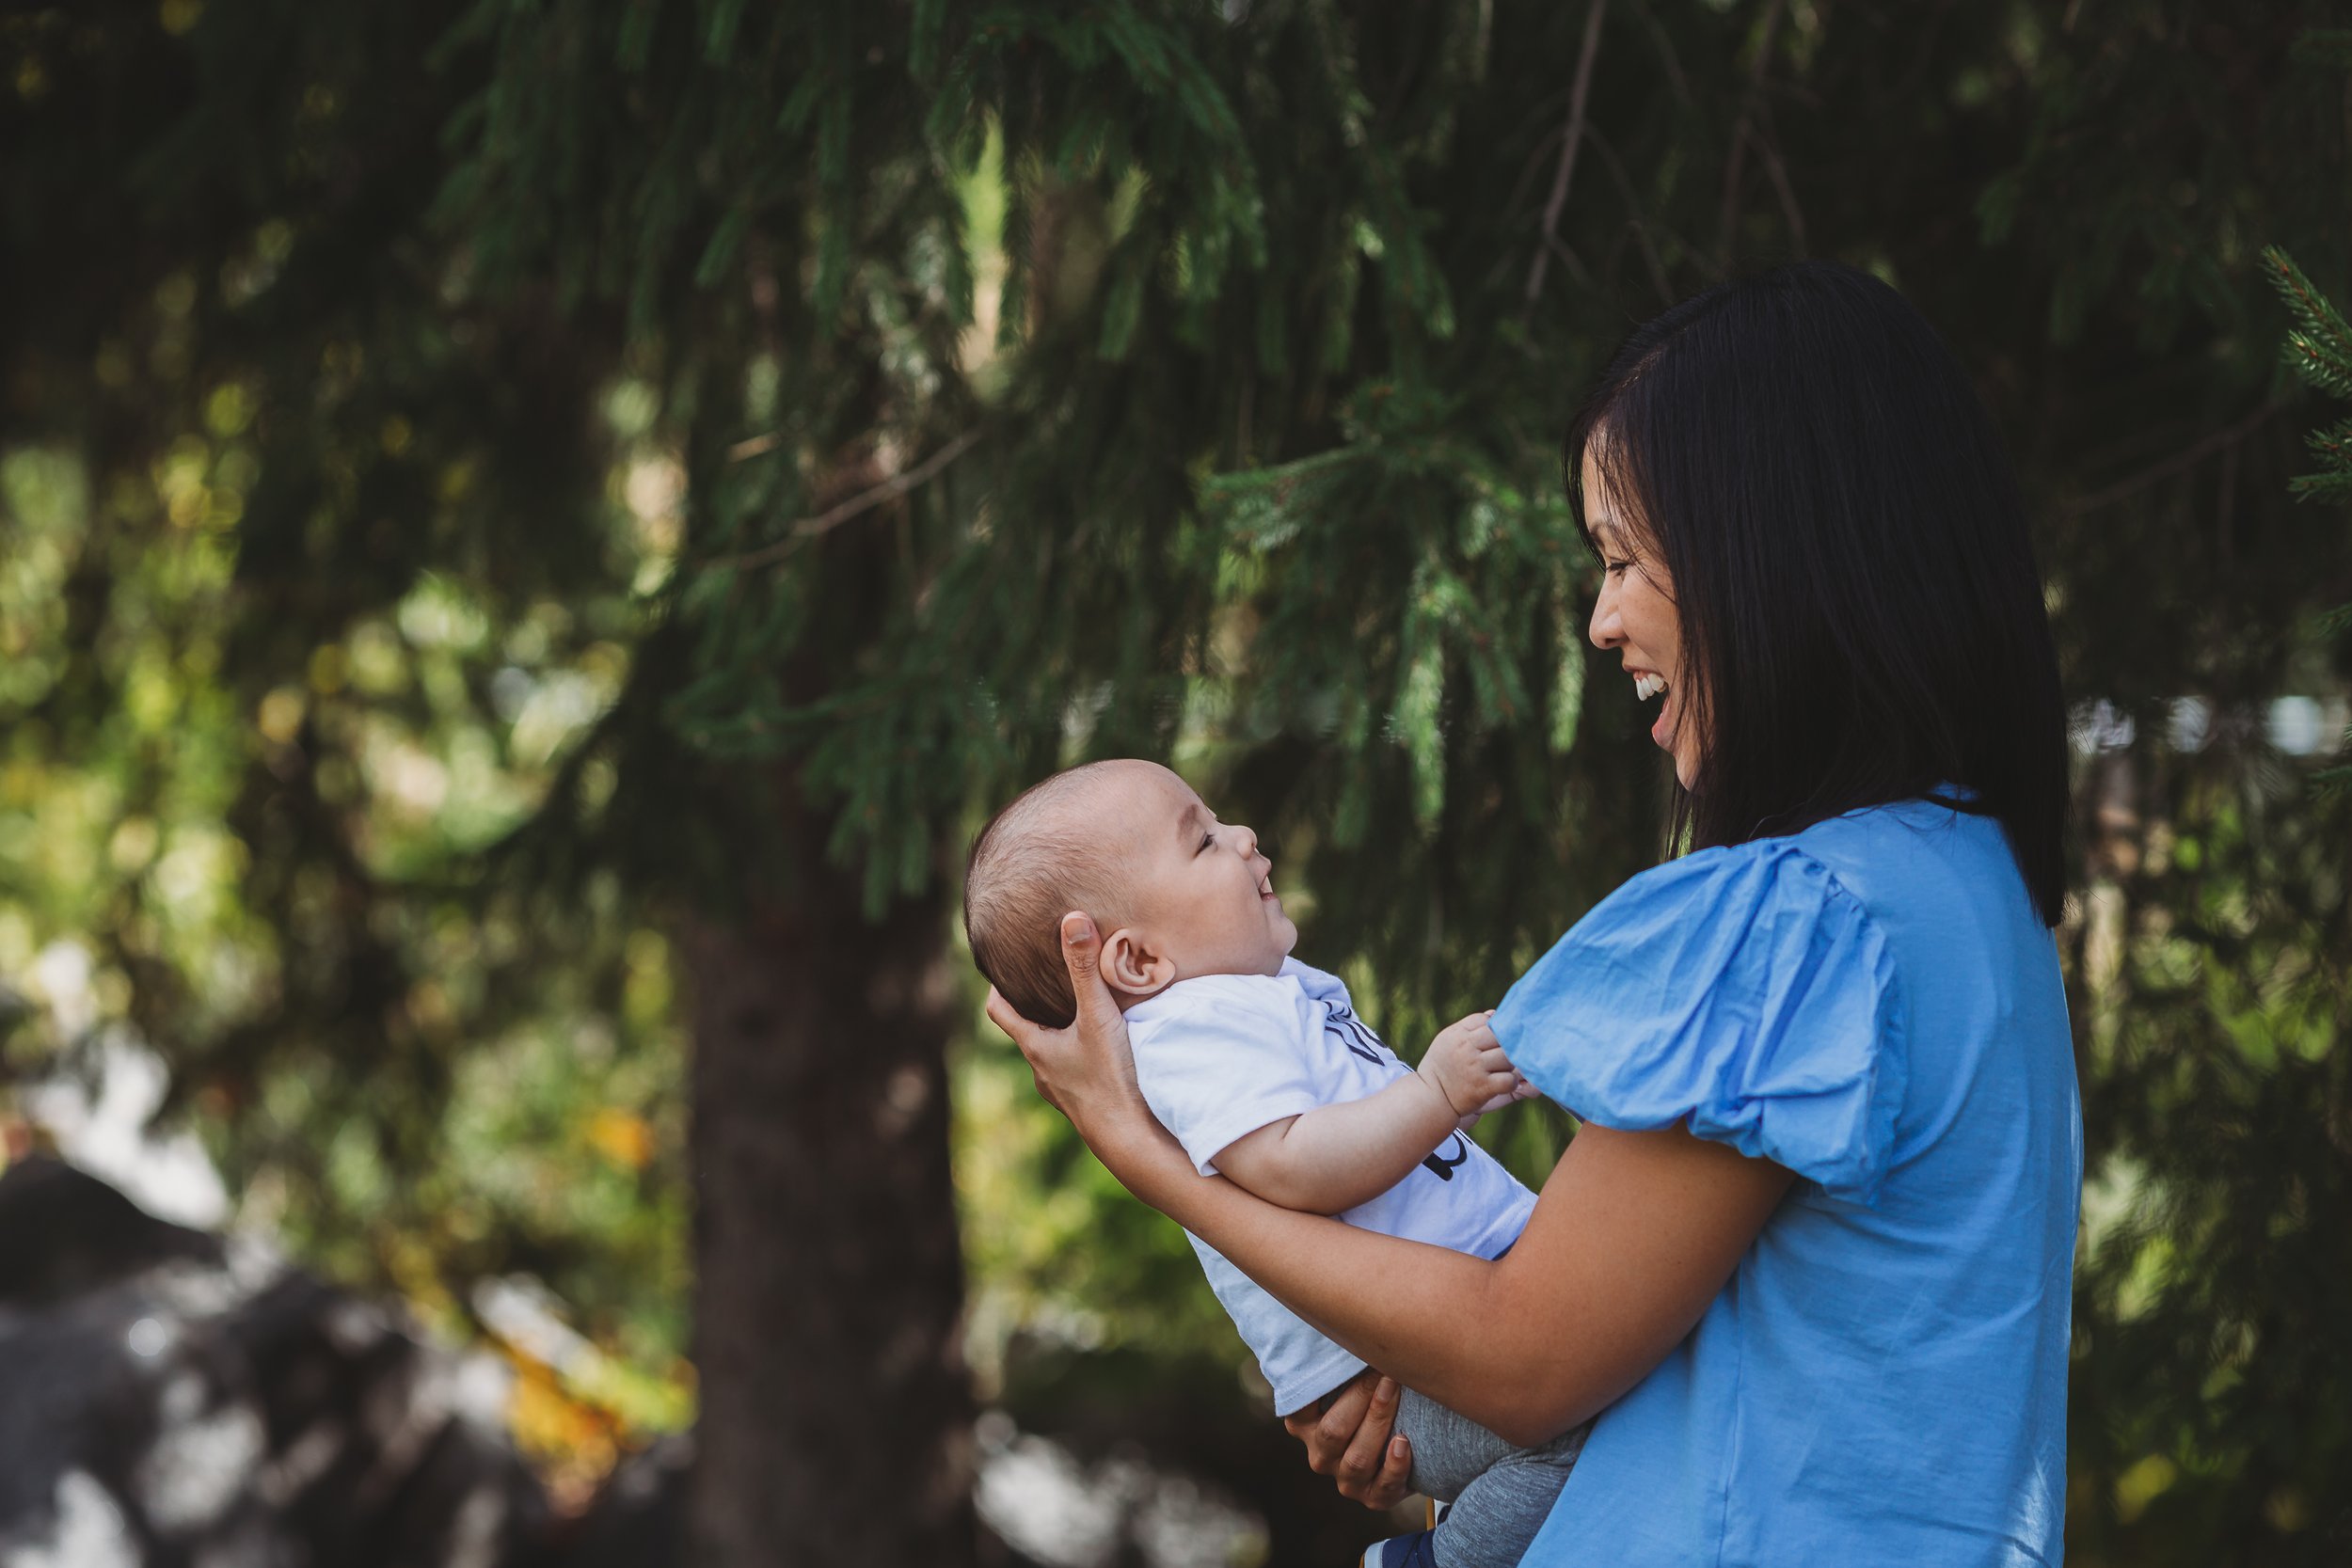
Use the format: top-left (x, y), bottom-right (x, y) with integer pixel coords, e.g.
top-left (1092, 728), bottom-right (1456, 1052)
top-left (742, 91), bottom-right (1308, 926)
top-left (1397, 1390), bottom-right (1587, 1568)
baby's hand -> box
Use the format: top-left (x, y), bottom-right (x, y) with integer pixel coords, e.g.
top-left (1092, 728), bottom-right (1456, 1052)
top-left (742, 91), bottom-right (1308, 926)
top-left (1417, 1010), bottom-right (1528, 1122)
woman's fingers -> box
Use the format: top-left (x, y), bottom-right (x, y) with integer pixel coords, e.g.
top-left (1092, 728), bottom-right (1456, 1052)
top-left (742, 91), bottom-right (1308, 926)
top-left (1300, 1384), bottom-right (1362, 1469)
top-left (1330, 1374), bottom-right (1406, 1504)
top-left (1286, 1368), bottom-right (1413, 1511)
top-left (988, 910), bottom-right (1152, 1147)
top-left (1360, 1430), bottom-right (1414, 1510)
top-left (1060, 911), bottom-right (1122, 1035)
top-left (983, 986), bottom-right (1031, 1046)
top-left (984, 985), bottom-right (1072, 1111)
top-left (982, 914), bottom-right (1118, 1113)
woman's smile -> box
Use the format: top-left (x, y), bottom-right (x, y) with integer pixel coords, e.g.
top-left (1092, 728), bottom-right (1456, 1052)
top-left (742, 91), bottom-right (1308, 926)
top-left (1627, 666), bottom-right (1674, 748)
top-left (1583, 445), bottom-right (1693, 786)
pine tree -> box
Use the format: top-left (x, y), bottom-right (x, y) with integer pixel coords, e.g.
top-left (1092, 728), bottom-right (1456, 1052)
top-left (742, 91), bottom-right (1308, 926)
top-left (2265, 243), bottom-right (2352, 784)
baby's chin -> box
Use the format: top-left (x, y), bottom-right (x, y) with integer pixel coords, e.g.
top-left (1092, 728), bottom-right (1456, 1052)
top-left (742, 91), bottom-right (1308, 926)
top-left (1232, 931), bottom-right (1295, 979)
top-left (1266, 916), bottom-right (1299, 968)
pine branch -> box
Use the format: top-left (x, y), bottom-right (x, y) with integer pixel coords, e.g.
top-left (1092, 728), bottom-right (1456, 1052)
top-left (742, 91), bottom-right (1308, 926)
top-left (2265, 246), bottom-right (2352, 386)
top-left (2265, 242), bottom-right (2352, 793)
top-left (1522, 0), bottom-right (1608, 310)
top-left (2063, 402), bottom-right (2282, 515)
top-left (722, 430), bottom-right (984, 569)
top-left (1715, 0), bottom-right (1787, 273)
top-left (2265, 247), bottom-right (2352, 502)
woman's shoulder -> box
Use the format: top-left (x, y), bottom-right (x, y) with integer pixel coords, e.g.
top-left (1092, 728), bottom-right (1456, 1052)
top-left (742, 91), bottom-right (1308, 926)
top-left (1498, 823), bottom-right (1909, 1203)
top-left (1565, 816), bottom-right (1873, 962)
top-left (1595, 795), bottom-right (2027, 940)
top-left (1493, 797), bottom-right (2062, 1204)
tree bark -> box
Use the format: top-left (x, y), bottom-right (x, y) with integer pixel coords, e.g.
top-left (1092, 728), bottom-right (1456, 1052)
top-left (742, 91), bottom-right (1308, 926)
top-left (679, 778), bottom-right (973, 1567)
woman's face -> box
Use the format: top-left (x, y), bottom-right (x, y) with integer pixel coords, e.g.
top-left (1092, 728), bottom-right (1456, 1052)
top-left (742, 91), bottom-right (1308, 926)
top-left (1581, 447), bottom-right (1697, 788)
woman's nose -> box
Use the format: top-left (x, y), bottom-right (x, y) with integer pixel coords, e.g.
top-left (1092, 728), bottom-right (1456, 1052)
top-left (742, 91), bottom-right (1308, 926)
top-left (1588, 578), bottom-right (1623, 650)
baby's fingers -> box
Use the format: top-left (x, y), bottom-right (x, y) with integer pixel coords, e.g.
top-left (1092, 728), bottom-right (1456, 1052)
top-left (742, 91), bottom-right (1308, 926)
top-left (1470, 1037), bottom-right (1522, 1078)
top-left (1438, 1011), bottom-right (1501, 1049)
top-left (1464, 1061), bottom-right (1522, 1112)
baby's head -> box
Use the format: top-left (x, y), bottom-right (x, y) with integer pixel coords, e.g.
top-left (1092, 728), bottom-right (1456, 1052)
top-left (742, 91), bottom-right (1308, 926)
top-left (964, 759), bottom-right (1296, 1027)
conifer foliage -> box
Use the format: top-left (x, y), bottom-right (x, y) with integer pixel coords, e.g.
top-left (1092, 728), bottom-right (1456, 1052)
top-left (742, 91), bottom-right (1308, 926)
top-left (2265, 244), bottom-right (2352, 781)
top-left (2267, 246), bottom-right (2352, 499)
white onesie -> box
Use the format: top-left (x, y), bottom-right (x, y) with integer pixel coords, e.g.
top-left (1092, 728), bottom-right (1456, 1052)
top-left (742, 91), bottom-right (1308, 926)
top-left (1125, 958), bottom-right (1537, 1417)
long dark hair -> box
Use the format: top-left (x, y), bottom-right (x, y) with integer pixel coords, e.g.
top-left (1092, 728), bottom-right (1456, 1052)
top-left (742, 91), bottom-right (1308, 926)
top-left (1566, 261), bottom-right (2069, 926)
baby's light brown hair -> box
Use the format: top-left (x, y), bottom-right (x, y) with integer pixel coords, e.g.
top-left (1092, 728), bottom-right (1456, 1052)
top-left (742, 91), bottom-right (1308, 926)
top-left (963, 762), bottom-right (1137, 1028)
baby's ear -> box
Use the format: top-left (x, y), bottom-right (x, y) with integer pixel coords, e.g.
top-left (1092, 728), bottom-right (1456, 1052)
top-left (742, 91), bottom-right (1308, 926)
top-left (1099, 927), bottom-right (1176, 999)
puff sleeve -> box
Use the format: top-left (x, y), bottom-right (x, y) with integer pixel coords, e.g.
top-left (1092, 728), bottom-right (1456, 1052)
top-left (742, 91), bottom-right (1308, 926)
top-left (1492, 840), bottom-right (1907, 1206)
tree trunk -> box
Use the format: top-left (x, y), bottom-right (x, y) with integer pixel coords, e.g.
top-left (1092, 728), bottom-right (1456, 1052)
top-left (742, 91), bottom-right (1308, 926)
top-left (679, 776), bottom-right (973, 1567)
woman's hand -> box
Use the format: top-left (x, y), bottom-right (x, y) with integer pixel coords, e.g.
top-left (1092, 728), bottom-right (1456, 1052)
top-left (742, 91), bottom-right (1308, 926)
top-left (984, 912), bottom-right (1179, 1193)
top-left (1281, 1370), bottom-right (1415, 1510)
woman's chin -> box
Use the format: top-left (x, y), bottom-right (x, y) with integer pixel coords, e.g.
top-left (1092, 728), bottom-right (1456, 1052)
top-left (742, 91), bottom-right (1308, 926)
top-left (1649, 703), bottom-right (1698, 787)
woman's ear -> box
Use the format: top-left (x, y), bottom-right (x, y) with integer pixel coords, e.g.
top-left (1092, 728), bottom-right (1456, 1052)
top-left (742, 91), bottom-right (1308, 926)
top-left (1099, 927), bottom-right (1177, 999)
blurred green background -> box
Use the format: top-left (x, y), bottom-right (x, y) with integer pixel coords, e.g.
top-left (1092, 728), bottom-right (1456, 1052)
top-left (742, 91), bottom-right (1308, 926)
top-left (2, 3), bottom-right (2348, 1565)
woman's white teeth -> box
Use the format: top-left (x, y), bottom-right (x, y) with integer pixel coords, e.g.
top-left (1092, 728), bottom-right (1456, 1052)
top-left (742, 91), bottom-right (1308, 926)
top-left (1634, 673), bottom-right (1667, 701)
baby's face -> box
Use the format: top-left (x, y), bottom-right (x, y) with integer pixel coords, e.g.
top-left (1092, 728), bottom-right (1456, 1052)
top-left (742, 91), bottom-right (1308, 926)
top-left (1097, 762), bottom-right (1296, 982)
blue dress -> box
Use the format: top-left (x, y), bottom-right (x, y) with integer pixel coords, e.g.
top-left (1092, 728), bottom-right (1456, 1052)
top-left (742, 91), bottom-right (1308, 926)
top-left (1491, 799), bottom-right (2081, 1567)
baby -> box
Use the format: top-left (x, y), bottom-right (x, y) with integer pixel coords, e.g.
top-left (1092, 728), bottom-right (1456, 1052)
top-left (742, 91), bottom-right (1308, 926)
top-left (966, 759), bottom-right (1584, 1568)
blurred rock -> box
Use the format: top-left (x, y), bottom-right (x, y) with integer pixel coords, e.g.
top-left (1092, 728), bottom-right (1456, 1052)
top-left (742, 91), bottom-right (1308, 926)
top-left (0, 1157), bottom-right (1272, 1568)
top-left (0, 1156), bottom-right (551, 1568)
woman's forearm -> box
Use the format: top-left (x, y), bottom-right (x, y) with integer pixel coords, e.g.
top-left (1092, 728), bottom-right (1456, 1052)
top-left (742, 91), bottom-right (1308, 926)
top-left (1132, 1143), bottom-right (1599, 1443)
top-left (1112, 1116), bottom-right (1793, 1446)
top-left (1167, 1178), bottom-right (1561, 1436)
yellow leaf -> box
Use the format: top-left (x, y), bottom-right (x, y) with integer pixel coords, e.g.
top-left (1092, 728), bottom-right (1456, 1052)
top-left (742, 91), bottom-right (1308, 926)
top-left (586, 1108), bottom-right (654, 1171)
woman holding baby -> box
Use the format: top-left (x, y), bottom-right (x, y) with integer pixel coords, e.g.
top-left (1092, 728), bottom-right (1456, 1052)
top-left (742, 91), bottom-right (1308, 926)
top-left (989, 261), bottom-right (2081, 1567)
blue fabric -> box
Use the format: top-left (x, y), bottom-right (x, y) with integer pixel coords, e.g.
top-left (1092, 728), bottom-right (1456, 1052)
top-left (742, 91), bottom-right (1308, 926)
top-left (1360, 1530), bottom-right (1439, 1568)
top-left (1492, 800), bottom-right (2081, 1568)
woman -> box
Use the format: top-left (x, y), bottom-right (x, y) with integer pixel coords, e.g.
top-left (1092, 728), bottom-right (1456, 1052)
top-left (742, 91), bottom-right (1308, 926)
top-left (990, 261), bottom-right (2082, 1566)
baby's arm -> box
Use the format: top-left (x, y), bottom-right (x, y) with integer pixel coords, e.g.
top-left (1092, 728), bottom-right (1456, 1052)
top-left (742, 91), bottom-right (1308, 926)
top-left (1212, 1012), bottom-right (1526, 1215)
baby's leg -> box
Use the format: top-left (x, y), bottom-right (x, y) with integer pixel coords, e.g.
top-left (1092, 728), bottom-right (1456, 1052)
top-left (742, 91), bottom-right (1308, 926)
top-left (1395, 1390), bottom-right (1586, 1568)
